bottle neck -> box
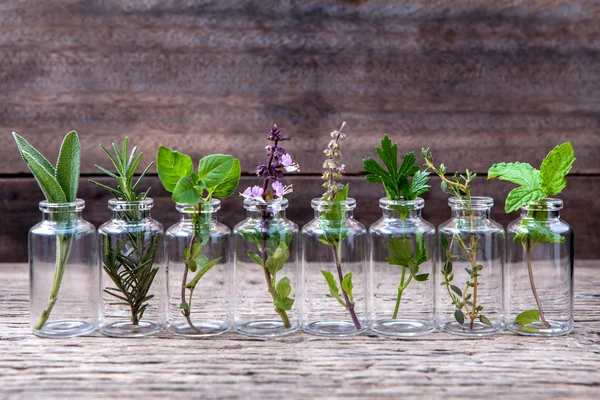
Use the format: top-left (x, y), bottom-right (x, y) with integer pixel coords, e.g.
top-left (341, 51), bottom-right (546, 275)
top-left (520, 208), bottom-right (560, 220)
top-left (451, 207), bottom-right (490, 221)
top-left (314, 208), bottom-right (354, 219)
top-left (39, 199), bottom-right (84, 223)
top-left (179, 202), bottom-right (219, 223)
top-left (108, 199), bottom-right (154, 223)
top-left (247, 207), bottom-right (286, 220)
top-left (42, 210), bottom-right (82, 223)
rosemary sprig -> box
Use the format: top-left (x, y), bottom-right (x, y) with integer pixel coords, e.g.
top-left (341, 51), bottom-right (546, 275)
top-left (91, 137), bottom-right (159, 326)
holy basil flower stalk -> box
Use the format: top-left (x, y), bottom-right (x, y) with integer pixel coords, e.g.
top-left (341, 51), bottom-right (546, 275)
top-left (319, 122), bottom-right (361, 329)
top-left (157, 147), bottom-right (241, 332)
top-left (488, 142), bottom-right (575, 328)
top-left (12, 131), bottom-right (81, 330)
top-left (240, 124), bottom-right (298, 328)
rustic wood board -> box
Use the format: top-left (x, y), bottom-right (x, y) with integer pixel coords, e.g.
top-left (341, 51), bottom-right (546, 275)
top-left (0, 0), bottom-right (599, 174)
top-left (0, 261), bottom-right (599, 399)
top-left (1, 175), bottom-right (598, 261)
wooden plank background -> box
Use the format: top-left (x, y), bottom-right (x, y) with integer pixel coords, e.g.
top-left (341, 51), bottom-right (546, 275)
top-left (0, 0), bottom-right (599, 260)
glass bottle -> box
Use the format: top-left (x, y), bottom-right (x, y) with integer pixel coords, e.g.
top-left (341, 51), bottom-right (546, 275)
top-left (166, 200), bottom-right (232, 337)
top-left (302, 198), bottom-right (369, 336)
top-left (29, 199), bottom-right (98, 338)
top-left (437, 197), bottom-right (505, 336)
top-left (370, 197), bottom-right (436, 336)
top-left (98, 198), bottom-right (166, 337)
top-left (234, 198), bottom-right (300, 336)
top-left (505, 199), bottom-right (573, 336)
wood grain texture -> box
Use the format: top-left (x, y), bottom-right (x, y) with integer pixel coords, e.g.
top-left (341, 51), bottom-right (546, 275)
top-left (0, 261), bottom-right (599, 399)
top-left (1, 175), bottom-right (598, 262)
top-left (0, 0), bottom-right (599, 174)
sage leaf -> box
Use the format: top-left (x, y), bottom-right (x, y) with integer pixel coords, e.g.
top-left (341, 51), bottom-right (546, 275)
top-left (21, 151), bottom-right (67, 203)
top-left (12, 132), bottom-right (56, 178)
top-left (55, 131), bottom-right (80, 202)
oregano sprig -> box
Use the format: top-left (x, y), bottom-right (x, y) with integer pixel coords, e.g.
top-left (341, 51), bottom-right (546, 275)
top-left (488, 142), bottom-right (575, 329)
top-left (12, 131), bottom-right (81, 330)
top-left (157, 147), bottom-right (241, 333)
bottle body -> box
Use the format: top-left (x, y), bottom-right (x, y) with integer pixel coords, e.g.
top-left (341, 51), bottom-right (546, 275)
top-left (370, 198), bottom-right (436, 336)
top-left (98, 199), bottom-right (166, 337)
top-left (437, 197), bottom-right (505, 336)
top-left (234, 198), bottom-right (300, 336)
top-left (505, 199), bottom-right (573, 336)
top-left (29, 199), bottom-right (99, 338)
top-left (166, 201), bottom-right (232, 337)
top-left (302, 198), bottom-right (369, 336)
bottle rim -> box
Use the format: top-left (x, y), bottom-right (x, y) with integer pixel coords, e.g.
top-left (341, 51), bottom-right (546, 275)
top-left (39, 198), bottom-right (85, 212)
top-left (379, 197), bottom-right (424, 210)
top-left (448, 196), bottom-right (494, 210)
top-left (108, 198), bottom-right (154, 211)
top-left (176, 199), bottom-right (221, 213)
top-left (311, 197), bottom-right (356, 211)
top-left (521, 198), bottom-right (563, 212)
top-left (243, 197), bottom-right (289, 210)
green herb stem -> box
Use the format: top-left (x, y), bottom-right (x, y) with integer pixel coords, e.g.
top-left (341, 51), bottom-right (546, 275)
top-left (392, 268), bottom-right (413, 320)
top-left (331, 243), bottom-right (361, 329)
top-left (525, 240), bottom-right (551, 328)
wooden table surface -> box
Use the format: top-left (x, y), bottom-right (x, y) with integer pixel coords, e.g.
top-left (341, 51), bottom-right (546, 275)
top-left (1, 261), bottom-right (599, 399)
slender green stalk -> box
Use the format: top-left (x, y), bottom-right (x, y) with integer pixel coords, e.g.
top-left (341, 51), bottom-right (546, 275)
top-left (525, 240), bottom-right (551, 328)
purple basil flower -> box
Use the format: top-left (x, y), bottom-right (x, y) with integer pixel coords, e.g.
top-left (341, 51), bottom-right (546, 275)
top-left (272, 181), bottom-right (284, 197)
top-left (267, 124), bottom-right (287, 142)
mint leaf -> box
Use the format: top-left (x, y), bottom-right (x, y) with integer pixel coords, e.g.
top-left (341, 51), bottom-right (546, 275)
top-left (514, 309), bottom-right (542, 326)
top-left (513, 219), bottom-right (565, 244)
top-left (488, 162), bottom-right (540, 187)
top-left (172, 177), bottom-right (201, 204)
top-left (505, 185), bottom-right (547, 213)
top-left (540, 142), bottom-right (575, 196)
top-left (198, 154), bottom-right (234, 189)
top-left (55, 131), bottom-right (80, 202)
top-left (321, 270), bottom-right (346, 307)
top-left (156, 146), bottom-right (193, 193)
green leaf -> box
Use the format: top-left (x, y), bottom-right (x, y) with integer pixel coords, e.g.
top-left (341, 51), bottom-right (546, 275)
top-left (514, 309), bottom-right (542, 326)
top-left (333, 184), bottom-right (349, 202)
top-left (211, 158), bottom-right (241, 198)
top-left (514, 219), bottom-right (565, 244)
top-left (321, 270), bottom-right (346, 308)
top-left (341, 272), bottom-right (354, 304)
top-left (276, 276), bottom-right (292, 299)
top-left (265, 241), bottom-right (290, 276)
top-left (505, 185), bottom-right (547, 213)
top-left (55, 131), bottom-right (80, 202)
top-left (405, 170), bottom-right (430, 200)
top-left (377, 134), bottom-right (398, 178)
top-left (488, 162), bottom-right (540, 187)
top-left (274, 297), bottom-right (295, 311)
top-left (198, 154), bottom-right (235, 189)
top-left (156, 146), bottom-right (193, 193)
top-left (398, 151), bottom-right (419, 178)
top-left (479, 315), bottom-right (493, 327)
top-left (247, 250), bottom-right (263, 266)
top-left (179, 302), bottom-right (190, 312)
top-left (450, 285), bottom-right (463, 297)
top-left (454, 309), bottom-right (465, 325)
top-left (386, 237), bottom-right (413, 267)
top-left (12, 132), bottom-right (57, 178)
top-left (540, 142), bottom-right (575, 196)
top-left (172, 177), bottom-right (201, 204)
top-left (21, 151), bottom-right (67, 203)
top-left (413, 273), bottom-right (429, 282)
top-left (185, 257), bottom-right (222, 290)
top-left (188, 259), bottom-right (197, 272)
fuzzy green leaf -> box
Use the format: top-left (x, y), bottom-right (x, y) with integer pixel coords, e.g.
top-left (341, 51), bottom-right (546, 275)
top-left (156, 146), bottom-right (193, 193)
top-left (321, 270), bottom-right (346, 308)
top-left (514, 309), bottom-right (542, 326)
top-left (198, 154), bottom-right (235, 189)
top-left (12, 132), bottom-right (56, 178)
top-left (21, 151), bottom-right (67, 203)
top-left (55, 131), bottom-right (80, 202)
top-left (211, 158), bottom-right (241, 198)
top-left (540, 142), bottom-right (575, 196)
top-left (172, 177), bottom-right (201, 204)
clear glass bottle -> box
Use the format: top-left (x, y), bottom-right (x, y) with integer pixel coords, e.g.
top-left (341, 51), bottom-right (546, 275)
top-left (437, 197), bottom-right (505, 336)
top-left (166, 200), bottom-right (232, 337)
top-left (505, 199), bottom-right (573, 336)
top-left (234, 198), bottom-right (300, 336)
top-left (302, 198), bottom-right (369, 336)
top-left (98, 198), bottom-right (166, 337)
top-left (370, 198), bottom-right (436, 336)
top-left (29, 199), bottom-right (99, 338)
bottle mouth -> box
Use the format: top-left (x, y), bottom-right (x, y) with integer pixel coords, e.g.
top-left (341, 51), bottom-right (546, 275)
top-left (379, 197), bottom-right (424, 210)
top-left (39, 199), bottom-right (85, 212)
top-left (176, 199), bottom-right (221, 214)
top-left (521, 198), bottom-right (563, 212)
top-left (243, 197), bottom-right (289, 211)
top-left (108, 198), bottom-right (154, 211)
top-left (311, 197), bottom-right (356, 211)
top-left (448, 196), bottom-right (494, 210)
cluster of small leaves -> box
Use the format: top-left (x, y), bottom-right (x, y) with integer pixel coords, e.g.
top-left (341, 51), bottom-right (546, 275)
top-left (321, 270), bottom-right (355, 309)
top-left (422, 148), bottom-right (475, 199)
top-left (440, 235), bottom-right (492, 327)
top-left (322, 122), bottom-right (348, 200)
top-left (363, 135), bottom-right (430, 201)
top-left (179, 241), bottom-right (222, 313)
top-left (12, 131), bottom-right (80, 329)
top-left (90, 137), bottom-right (153, 202)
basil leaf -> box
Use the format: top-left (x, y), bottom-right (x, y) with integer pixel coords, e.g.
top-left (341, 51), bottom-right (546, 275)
top-left (198, 154), bottom-right (234, 189)
top-left (211, 158), bottom-right (241, 198)
top-left (172, 177), bottom-right (201, 204)
top-left (156, 146), bottom-right (193, 193)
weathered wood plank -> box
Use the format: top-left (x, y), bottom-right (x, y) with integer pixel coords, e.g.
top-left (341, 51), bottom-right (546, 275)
top-left (0, 261), bottom-right (598, 399)
top-left (1, 175), bottom-right (597, 262)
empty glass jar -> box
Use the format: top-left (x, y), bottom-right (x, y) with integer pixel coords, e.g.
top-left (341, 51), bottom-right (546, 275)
top-left (505, 199), bottom-right (573, 336)
top-left (234, 198), bottom-right (300, 336)
top-left (166, 200), bottom-right (232, 337)
top-left (370, 198), bottom-right (435, 336)
top-left (29, 199), bottom-right (98, 338)
top-left (302, 198), bottom-right (369, 336)
top-left (98, 199), bottom-right (166, 337)
top-left (437, 197), bottom-right (505, 336)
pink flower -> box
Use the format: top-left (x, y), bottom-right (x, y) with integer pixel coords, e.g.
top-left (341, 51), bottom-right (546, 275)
top-left (251, 186), bottom-right (264, 198)
top-left (240, 185), bottom-right (265, 201)
top-left (281, 154), bottom-right (299, 172)
top-left (272, 181), bottom-right (285, 197)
